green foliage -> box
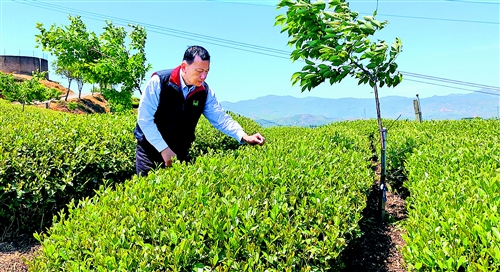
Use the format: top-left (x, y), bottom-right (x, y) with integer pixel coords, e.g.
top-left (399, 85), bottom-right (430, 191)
top-left (0, 103), bottom-right (266, 235)
top-left (36, 15), bottom-right (152, 108)
top-left (0, 100), bottom-right (136, 234)
top-left (190, 112), bottom-right (263, 158)
top-left (36, 16), bottom-right (99, 87)
top-left (0, 72), bottom-right (17, 98)
top-left (386, 119), bottom-right (500, 271)
top-left (3, 99), bottom-right (499, 271)
top-left (275, 0), bottom-right (403, 92)
top-left (101, 87), bottom-right (133, 112)
top-left (67, 101), bottom-right (78, 110)
top-left (275, 0), bottom-right (404, 157)
top-left (403, 120), bottom-right (500, 271)
top-left (95, 21), bottom-right (152, 96)
top-left (30, 123), bottom-right (373, 271)
top-left (383, 120), bottom-right (422, 192)
top-left (0, 71), bottom-right (61, 110)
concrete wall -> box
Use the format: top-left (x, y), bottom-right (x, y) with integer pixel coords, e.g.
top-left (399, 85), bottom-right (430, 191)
top-left (0, 55), bottom-right (49, 79)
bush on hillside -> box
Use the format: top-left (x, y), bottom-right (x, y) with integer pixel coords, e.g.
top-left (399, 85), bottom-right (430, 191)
top-left (0, 71), bottom-right (61, 108)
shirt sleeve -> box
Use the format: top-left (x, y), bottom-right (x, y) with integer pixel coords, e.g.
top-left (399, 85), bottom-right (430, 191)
top-left (203, 87), bottom-right (247, 143)
top-left (137, 75), bottom-right (168, 152)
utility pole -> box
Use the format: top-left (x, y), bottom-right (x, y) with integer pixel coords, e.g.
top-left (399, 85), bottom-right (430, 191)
top-left (413, 94), bottom-right (422, 122)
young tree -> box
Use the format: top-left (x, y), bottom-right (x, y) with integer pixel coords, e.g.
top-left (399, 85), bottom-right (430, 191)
top-left (276, 0), bottom-right (403, 218)
top-left (89, 21), bottom-right (152, 110)
top-left (36, 16), bottom-right (151, 111)
top-left (2, 71), bottom-right (61, 111)
top-left (36, 16), bottom-right (100, 101)
top-left (275, 0), bottom-right (403, 138)
top-left (52, 60), bottom-right (75, 101)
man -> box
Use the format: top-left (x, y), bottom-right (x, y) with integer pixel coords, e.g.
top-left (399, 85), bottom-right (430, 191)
top-left (134, 45), bottom-right (265, 176)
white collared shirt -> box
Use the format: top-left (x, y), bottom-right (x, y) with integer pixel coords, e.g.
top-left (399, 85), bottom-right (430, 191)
top-left (137, 73), bottom-right (246, 152)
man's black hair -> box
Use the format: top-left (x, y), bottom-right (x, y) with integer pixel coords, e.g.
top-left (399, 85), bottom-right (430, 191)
top-left (183, 45), bottom-right (210, 64)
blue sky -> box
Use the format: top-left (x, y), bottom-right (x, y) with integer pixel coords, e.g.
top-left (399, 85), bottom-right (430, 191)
top-left (0, 0), bottom-right (499, 103)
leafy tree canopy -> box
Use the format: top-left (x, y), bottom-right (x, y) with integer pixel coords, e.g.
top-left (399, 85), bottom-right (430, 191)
top-left (36, 15), bottom-right (152, 111)
top-left (275, 0), bottom-right (403, 92)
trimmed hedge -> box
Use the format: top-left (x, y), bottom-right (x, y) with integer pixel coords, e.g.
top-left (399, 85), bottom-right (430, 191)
top-left (400, 120), bottom-right (500, 271)
top-left (191, 112), bottom-right (263, 158)
top-left (0, 100), bottom-right (137, 234)
top-left (0, 99), bottom-right (262, 235)
top-left (30, 124), bottom-right (374, 271)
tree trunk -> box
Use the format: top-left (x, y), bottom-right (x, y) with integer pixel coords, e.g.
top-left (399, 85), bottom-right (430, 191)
top-left (77, 79), bottom-right (83, 99)
top-left (65, 78), bottom-right (73, 102)
top-left (373, 83), bottom-right (388, 222)
top-left (373, 84), bottom-right (383, 136)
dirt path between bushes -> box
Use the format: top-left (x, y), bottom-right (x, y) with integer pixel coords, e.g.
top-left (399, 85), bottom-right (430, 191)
top-left (0, 235), bottom-right (39, 272)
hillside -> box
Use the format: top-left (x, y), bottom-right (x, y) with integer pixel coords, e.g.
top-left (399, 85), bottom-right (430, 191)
top-left (222, 92), bottom-right (499, 127)
top-left (45, 92), bottom-right (110, 114)
top-left (9, 73), bottom-right (110, 114)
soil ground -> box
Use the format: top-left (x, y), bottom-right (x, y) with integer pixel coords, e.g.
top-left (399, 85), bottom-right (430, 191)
top-left (42, 91), bottom-right (110, 114)
top-left (0, 76), bottom-right (409, 271)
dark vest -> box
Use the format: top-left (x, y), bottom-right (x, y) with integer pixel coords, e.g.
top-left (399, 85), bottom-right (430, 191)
top-left (134, 66), bottom-right (208, 155)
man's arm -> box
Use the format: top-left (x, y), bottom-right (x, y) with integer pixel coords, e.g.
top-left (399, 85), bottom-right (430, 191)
top-left (203, 88), bottom-right (265, 145)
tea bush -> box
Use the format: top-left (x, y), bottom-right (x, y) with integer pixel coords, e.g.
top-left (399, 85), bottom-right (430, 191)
top-left (191, 112), bottom-right (262, 158)
top-left (0, 99), bottom-right (137, 234)
top-left (31, 125), bottom-right (374, 271)
top-left (392, 120), bottom-right (500, 271)
top-left (0, 100), bottom-right (263, 235)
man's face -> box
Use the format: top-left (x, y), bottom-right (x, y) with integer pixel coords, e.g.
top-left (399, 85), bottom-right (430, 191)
top-left (181, 55), bottom-right (210, 87)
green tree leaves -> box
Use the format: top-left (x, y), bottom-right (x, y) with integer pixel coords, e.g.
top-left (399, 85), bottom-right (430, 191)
top-left (275, 0), bottom-right (403, 91)
top-left (36, 15), bottom-right (152, 112)
top-left (275, 0), bottom-right (404, 152)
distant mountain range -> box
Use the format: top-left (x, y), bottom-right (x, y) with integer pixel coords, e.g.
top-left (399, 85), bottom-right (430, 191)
top-left (221, 92), bottom-right (499, 127)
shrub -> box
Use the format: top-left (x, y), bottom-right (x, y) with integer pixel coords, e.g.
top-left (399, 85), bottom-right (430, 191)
top-left (67, 101), bottom-right (77, 110)
top-left (190, 112), bottom-right (262, 158)
top-left (30, 125), bottom-right (373, 271)
top-left (0, 100), bottom-right (137, 235)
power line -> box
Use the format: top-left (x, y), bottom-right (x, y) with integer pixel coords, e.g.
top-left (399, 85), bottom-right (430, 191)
top-left (446, 0), bottom-right (500, 4)
top-left (404, 79), bottom-right (500, 96)
top-left (11, 0), bottom-right (500, 96)
top-left (204, 0), bottom-right (274, 7)
top-left (401, 71), bottom-right (500, 92)
top-left (363, 12), bottom-right (499, 25)
top-left (13, 0), bottom-right (293, 58)
top-left (207, 0), bottom-right (499, 25)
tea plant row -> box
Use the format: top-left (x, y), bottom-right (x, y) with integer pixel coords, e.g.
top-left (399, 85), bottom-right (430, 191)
top-left (0, 99), bottom-right (261, 235)
top-left (5, 99), bottom-right (498, 270)
top-left (30, 124), bottom-right (375, 271)
top-left (388, 120), bottom-right (500, 271)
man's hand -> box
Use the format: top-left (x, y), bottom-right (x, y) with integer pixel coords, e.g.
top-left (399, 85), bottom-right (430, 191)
top-left (160, 147), bottom-right (177, 167)
top-left (242, 133), bottom-right (266, 146)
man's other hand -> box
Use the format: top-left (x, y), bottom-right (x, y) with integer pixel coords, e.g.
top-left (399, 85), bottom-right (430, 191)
top-left (160, 147), bottom-right (177, 167)
top-left (242, 133), bottom-right (266, 146)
